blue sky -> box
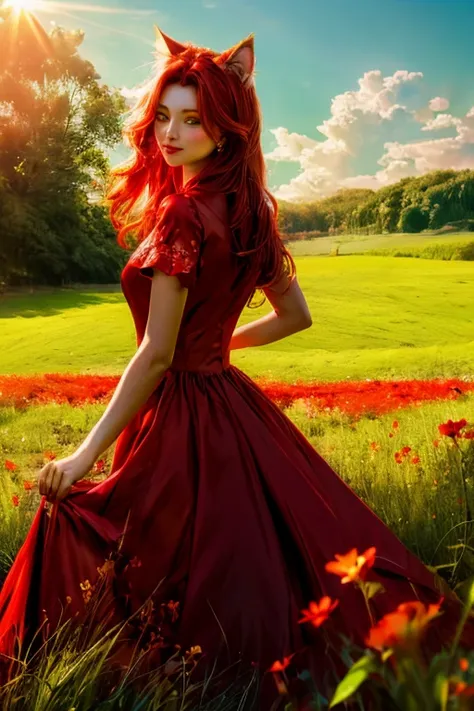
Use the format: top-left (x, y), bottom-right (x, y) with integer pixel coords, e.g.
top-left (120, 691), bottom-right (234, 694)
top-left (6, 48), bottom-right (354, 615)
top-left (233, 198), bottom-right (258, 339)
top-left (30, 0), bottom-right (474, 201)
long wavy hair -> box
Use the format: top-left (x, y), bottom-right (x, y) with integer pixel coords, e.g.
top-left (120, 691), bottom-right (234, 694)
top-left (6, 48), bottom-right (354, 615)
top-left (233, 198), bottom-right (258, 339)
top-left (105, 30), bottom-right (295, 306)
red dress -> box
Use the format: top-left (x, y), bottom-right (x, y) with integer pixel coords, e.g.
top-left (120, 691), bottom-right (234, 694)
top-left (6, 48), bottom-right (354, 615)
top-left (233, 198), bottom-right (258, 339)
top-left (0, 189), bottom-right (472, 707)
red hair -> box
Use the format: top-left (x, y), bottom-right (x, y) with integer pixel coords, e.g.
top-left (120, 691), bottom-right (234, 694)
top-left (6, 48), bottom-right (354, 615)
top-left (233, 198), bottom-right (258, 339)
top-left (105, 40), bottom-right (295, 306)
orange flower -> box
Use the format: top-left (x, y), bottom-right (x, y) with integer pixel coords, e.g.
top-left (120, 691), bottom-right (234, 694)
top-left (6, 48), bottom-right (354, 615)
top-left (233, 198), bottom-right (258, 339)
top-left (394, 451), bottom-right (403, 464)
top-left (23, 480), bottom-right (33, 491)
top-left (299, 596), bottom-right (339, 627)
top-left (459, 657), bottom-right (469, 672)
top-left (365, 599), bottom-right (443, 651)
top-left (392, 421), bottom-right (399, 429)
top-left (11, 495), bottom-right (19, 507)
top-left (5, 460), bottom-right (17, 471)
top-left (388, 432), bottom-right (394, 439)
top-left (433, 439), bottom-right (440, 448)
top-left (411, 456), bottom-right (421, 465)
top-left (370, 442), bottom-right (380, 452)
top-left (450, 680), bottom-right (474, 698)
top-left (268, 655), bottom-right (294, 672)
top-left (325, 547), bottom-right (376, 584)
top-left (401, 446), bottom-right (412, 455)
top-left (43, 451), bottom-right (57, 461)
top-left (438, 419), bottom-right (467, 439)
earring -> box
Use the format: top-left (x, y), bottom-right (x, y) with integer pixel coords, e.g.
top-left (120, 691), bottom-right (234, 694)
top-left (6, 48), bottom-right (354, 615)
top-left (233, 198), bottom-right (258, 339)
top-left (217, 139), bottom-right (225, 153)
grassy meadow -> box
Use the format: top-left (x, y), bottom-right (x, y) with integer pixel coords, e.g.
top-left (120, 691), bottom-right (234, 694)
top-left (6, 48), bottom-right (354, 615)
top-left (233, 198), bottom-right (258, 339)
top-left (1, 232), bottom-right (474, 708)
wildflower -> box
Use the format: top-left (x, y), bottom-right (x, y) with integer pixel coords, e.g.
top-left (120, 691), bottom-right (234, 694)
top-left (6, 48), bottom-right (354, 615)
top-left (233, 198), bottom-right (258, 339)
top-left (370, 442), bottom-right (380, 452)
top-left (325, 547), bottom-right (376, 584)
top-left (366, 599), bottom-right (443, 651)
top-left (401, 446), bottom-right (412, 455)
top-left (268, 655), bottom-right (294, 672)
top-left (23, 480), bottom-right (33, 491)
top-left (97, 560), bottom-right (115, 577)
top-left (463, 429), bottom-right (474, 440)
top-left (433, 439), bottom-right (440, 448)
top-left (450, 680), bottom-right (474, 698)
top-left (94, 459), bottom-right (106, 473)
top-left (167, 600), bottom-right (180, 622)
top-left (43, 451), bottom-right (57, 461)
top-left (389, 432), bottom-right (394, 438)
top-left (459, 658), bottom-right (469, 672)
top-left (299, 596), bottom-right (339, 627)
top-left (411, 456), bottom-right (421, 465)
top-left (438, 419), bottom-right (467, 439)
top-left (392, 421), bottom-right (399, 429)
top-left (5, 460), bottom-right (17, 471)
top-left (11, 495), bottom-right (19, 507)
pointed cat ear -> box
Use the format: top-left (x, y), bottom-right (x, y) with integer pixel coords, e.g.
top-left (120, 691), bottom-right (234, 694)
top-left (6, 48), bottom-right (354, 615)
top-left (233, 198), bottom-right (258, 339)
top-left (154, 25), bottom-right (188, 56)
top-left (220, 34), bottom-right (256, 88)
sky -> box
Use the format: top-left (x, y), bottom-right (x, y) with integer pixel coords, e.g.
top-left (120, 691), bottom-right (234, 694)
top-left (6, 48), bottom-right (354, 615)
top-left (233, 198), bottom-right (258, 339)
top-left (22, 0), bottom-right (474, 201)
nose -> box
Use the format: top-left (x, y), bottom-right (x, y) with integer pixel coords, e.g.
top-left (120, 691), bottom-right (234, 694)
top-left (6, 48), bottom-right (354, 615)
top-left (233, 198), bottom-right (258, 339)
top-left (165, 118), bottom-right (180, 142)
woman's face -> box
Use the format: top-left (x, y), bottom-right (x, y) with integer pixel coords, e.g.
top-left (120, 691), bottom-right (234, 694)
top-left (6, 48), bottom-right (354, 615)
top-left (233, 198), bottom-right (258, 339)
top-left (154, 83), bottom-right (219, 172)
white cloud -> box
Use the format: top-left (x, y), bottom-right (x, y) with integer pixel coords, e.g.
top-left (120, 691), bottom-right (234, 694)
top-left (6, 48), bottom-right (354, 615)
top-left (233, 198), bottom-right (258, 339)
top-left (266, 69), bottom-right (474, 202)
top-left (429, 96), bottom-right (450, 112)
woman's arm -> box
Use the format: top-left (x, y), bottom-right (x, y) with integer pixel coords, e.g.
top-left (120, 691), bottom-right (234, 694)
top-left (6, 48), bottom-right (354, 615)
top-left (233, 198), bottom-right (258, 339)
top-left (76, 270), bottom-right (188, 463)
top-left (229, 276), bottom-right (312, 350)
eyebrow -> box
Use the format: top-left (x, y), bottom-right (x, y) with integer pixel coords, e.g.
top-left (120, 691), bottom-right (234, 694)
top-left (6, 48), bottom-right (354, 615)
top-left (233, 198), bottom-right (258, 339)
top-left (157, 103), bottom-right (199, 113)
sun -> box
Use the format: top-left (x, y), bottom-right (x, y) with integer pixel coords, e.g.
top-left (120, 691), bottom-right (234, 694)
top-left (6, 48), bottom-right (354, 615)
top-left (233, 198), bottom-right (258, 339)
top-left (5, 0), bottom-right (39, 12)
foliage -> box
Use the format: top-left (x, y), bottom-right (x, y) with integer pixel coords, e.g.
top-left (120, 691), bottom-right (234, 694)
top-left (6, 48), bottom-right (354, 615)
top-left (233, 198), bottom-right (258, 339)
top-left (0, 4), bottom-right (128, 286)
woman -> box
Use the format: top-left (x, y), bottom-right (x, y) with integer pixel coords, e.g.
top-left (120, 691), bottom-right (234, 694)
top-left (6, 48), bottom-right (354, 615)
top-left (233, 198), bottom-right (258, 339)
top-left (0, 27), bottom-right (472, 709)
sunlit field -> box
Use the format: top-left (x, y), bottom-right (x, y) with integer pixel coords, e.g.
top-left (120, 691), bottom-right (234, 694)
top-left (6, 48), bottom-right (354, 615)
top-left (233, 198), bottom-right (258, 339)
top-left (2, 249), bottom-right (474, 708)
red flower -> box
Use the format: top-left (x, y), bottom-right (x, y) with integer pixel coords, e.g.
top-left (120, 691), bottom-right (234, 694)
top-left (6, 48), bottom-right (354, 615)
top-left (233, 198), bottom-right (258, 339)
top-left (433, 439), bottom-right (440, 448)
top-left (438, 419), bottom-right (467, 439)
top-left (401, 446), bottom-right (412, 455)
top-left (23, 480), bottom-right (33, 491)
top-left (11, 495), bottom-right (19, 507)
top-left (94, 459), bottom-right (106, 473)
top-left (43, 451), bottom-right (57, 461)
top-left (299, 596), bottom-right (339, 627)
top-left (325, 547), bottom-right (376, 584)
top-left (450, 680), bottom-right (474, 698)
top-left (392, 421), bottom-right (399, 429)
top-left (411, 456), bottom-right (421, 465)
top-left (463, 430), bottom-right (474, 440)
top-left (5, 460), bottom-right (17, 471)
top-left (268, 655), bottom-right (294, 672)
top-left (459, 658), bottom-right (469, 672)
top-left (366, 599), bottom-right (443, 651)
top-left (388, 432), bottom-right (394, 438)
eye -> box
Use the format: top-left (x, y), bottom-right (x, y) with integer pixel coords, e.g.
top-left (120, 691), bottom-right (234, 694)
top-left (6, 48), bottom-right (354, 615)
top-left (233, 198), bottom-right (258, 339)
top-left (186, 117), bottom-right (201, 125)
top-left (155, 112), bottom-right (167, 121)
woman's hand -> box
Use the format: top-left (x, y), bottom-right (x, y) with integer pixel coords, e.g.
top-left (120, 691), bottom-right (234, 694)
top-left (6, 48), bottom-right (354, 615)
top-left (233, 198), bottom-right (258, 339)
top-left (38, 449), bottom-right (95, 503)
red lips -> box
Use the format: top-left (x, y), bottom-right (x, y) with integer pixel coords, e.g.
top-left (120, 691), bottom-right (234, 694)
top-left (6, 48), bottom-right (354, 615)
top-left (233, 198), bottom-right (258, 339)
top-left (163, 144), bottom-right (183, 154)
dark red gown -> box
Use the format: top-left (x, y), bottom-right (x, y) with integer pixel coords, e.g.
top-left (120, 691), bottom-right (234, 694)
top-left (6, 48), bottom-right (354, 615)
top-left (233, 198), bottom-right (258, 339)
top-left (0, 189), bottom-right (472, 708)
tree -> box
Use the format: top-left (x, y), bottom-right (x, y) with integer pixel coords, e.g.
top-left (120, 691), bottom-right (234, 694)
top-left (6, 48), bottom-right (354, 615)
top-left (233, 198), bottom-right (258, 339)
top-left (0, 4), bottom-right (128, 285)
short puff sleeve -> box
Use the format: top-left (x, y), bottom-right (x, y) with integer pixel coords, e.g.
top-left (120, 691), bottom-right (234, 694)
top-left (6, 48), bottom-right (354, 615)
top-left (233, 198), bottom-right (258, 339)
top-left (128, 193), bottom-right (204, 290)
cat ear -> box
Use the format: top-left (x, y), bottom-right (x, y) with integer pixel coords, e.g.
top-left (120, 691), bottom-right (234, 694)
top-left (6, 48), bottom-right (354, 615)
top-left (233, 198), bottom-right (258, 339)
top-left (220, 34), bottom-right (256, 88)
top-left (154, 25), bottom-right (188, 56)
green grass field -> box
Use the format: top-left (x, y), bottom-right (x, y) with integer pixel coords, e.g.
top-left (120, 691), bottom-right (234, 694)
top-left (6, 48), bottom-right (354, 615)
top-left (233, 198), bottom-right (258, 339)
top-left (287, 229), bottom-right (474, 257)
top-left (1, 253), bottom-right (474, 382)
top-left (2, 237), bottom-right (474, 707)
